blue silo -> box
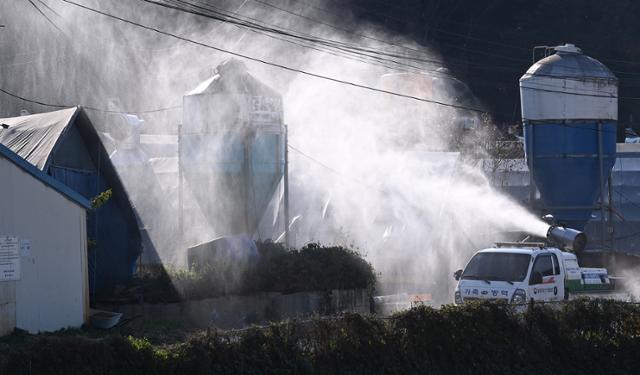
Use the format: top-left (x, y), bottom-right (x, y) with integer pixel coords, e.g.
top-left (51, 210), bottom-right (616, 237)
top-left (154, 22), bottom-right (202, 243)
top-left (520, 44), bottom-right (618, 230)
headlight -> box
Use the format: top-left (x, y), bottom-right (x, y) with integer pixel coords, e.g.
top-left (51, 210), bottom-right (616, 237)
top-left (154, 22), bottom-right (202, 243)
top-left (454, 290), bottom-right (463, 305)
top-left (510, 289), bottom-right (527, 305)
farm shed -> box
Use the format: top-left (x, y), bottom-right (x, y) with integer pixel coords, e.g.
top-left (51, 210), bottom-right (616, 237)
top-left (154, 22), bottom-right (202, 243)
top-left (0, 144), bottom-right (90, 335)
top-left (0, 107), bottom-right (141, 297)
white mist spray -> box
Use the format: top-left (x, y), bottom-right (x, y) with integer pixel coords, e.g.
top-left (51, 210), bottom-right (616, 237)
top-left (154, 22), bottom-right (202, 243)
top-left (1, 0), bottom-right (550, 303)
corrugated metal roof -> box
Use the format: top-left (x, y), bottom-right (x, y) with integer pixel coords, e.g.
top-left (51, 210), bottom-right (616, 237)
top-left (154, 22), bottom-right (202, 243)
top-left (0, 107), bottom-right (79, 170)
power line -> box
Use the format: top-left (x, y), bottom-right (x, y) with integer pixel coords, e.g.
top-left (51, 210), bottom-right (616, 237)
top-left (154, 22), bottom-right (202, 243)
top-left (35, 0), bottom-right (62, 17)
top-left (0, 82), bottom-right (625, 136)
top-left (162, 0), bottom-right (450, 72)
top-left (190, 0), bottom-right (640, 79)
top-left (0, 87), bottom-right (65, 109)
top-left (5, 1), bottom-right (632, 118)
top-left (613, 186), bottom-right (640, 214)
top-left (168, 0), bottom-right (432, 74)
top-left (336, 0), bottom-right (640, 69)
top-left (288, 144), bottom-right (385, 193)
top-left (267, 0), bottom-right (640, 77)
top-left (140, 0), bottom-right (252, 53)
top-left (0, 87), bottom-right (181, 114)
top-left (58, 0), bottom-right (488, 113)
top-left (198, 0), bottom-right (640, 81)
top-left (162, 0), bottom-right (553, 83)
top-left (6, 0), bottom-right (465, 76)
top-left (246, 0), bottom-right (594, 81)
top-left (291, 0), bottom-right (529, 52)
top-left (10, 0), bottom-right (637, 94)
top-left (127, 1), bottom-right (640, 104)
top-left (250, 0), bottom-right (433, 59)
top-left (27, 0), bottom-right (63, 33)
top-left (5, 1), bottom-right (634, 119)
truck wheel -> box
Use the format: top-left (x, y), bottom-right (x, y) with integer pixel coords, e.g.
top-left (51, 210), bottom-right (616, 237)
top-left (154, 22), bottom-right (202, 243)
top-left (564, 289), bottom-right (570, 301)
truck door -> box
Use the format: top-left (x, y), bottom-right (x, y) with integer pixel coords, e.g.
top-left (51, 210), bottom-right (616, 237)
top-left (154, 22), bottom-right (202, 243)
top-left (528, 254), bottom-right (561, 302)
top-left (550, 253), bottom-right (564, 300)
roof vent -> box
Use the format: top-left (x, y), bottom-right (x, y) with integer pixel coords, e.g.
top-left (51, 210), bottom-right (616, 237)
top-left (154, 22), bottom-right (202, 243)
top-left (554, 43), bottom-right (582, 54)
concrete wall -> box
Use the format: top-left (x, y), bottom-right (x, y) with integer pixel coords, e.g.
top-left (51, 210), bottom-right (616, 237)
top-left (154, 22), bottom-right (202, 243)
top-left (99, 289), bottom-right (371, 330)
top-left (0, 282), bottom-right (16, 336)
top-left (0, 157), bottom-right (88, 334)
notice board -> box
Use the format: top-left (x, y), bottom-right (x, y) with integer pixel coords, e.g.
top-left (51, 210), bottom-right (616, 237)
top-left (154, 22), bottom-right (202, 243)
top-left (0, 236), bottom-right (20, 281)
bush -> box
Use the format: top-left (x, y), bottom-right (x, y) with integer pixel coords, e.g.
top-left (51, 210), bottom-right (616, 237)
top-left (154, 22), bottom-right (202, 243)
top-left (253, 243), bottom-right (377, 294)
top-left (137, 243), bottom-right (376, 302)
top-left (3, 300), bottom-right (640, 374)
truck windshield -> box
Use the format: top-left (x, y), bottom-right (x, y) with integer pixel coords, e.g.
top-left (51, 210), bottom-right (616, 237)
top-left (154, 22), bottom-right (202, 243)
top-left (462, 253), bottom-right (531, 282)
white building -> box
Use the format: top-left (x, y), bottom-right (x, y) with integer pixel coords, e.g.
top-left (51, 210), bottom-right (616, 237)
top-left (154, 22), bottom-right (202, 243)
top-left (0, 143), bottom-right (90, 335)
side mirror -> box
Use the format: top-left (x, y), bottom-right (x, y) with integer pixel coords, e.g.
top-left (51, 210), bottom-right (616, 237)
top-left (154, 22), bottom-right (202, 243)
top-left (530, 271), bottom-right (543, 285)
top-left (454, 269), bottom-right (463, 281)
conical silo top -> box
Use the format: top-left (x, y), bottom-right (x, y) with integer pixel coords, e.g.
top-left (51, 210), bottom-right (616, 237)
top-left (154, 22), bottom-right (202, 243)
top-left (185, 58), bottom-right (280, 98)
top-left (215, 57), bottom-right (249, 76)
top-left (522, 43), bottom-right (617, 80)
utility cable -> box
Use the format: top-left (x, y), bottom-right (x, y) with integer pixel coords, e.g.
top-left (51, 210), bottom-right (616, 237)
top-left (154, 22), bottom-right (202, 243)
top-left (11, 0), bottom-right (638, 91)
top-left (250, 0), bottom-right (433, 58)
top-left (26, 0), bottom-right (64, 33)
top-left (0, 87), bottom-right (181, 114)
top-left (146, 0), bottom-right (640, 90)
top-left (58, 0), bottom-right (488, 113)
top-left (132, 1), bottom-right (640, 101)
top-left (7, 1), bottom-right (637, 117)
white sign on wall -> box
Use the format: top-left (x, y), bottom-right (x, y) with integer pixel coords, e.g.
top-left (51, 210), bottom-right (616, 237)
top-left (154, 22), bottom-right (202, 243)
top-left (0, 236), bottom-right (20, 281)
top-left (19, 239), bottom-right (31, 257)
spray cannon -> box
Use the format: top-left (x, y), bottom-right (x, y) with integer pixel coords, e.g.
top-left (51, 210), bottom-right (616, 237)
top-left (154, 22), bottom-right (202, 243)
top-left (546, 225), bottom-right (587, 253)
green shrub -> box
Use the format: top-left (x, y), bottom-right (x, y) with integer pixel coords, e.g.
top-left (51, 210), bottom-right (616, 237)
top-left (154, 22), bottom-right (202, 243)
top-left (3, 300), bottom-right (640, 374)
top-left (254, 243), bottom-right (377, 293)
top-left (138, 243), bottom-right (376, 302)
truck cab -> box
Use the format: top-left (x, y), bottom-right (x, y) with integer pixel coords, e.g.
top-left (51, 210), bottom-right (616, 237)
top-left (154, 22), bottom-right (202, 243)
top-left (453, 245), bottom-right (596, 304)
top-left (453, 244), bottom-right (620, 304)
top-left (453, 225), bottom-right (624, 305)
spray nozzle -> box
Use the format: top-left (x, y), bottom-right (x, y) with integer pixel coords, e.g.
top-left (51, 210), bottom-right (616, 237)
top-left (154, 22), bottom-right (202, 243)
top-left (546, 225), bottom-right (587, 253)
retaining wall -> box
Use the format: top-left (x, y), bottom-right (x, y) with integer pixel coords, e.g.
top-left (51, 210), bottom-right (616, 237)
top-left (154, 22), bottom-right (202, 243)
top-left (97, 289), bottom-right (371, 329)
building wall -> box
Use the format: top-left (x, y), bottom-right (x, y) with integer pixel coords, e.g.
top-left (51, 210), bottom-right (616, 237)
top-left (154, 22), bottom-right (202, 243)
top-left (51, 125), bottom-right (140, 296)
top-left (0, 157), bottom-right (88, 334)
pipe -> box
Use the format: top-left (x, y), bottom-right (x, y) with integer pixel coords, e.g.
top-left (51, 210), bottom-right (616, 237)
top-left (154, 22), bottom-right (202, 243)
top-left (178, 124), bottom-right (184, 257)
top-left (598, 122), bottom-right (607, 250)
top-left (284, 124), bottom-right (290, 249)
top-left (546, 225), bottom-right (587, 253)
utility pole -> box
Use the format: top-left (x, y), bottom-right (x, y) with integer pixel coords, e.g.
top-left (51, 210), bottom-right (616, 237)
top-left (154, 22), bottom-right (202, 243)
top-left (608, 175), bottom-right (616, 273)
top-left (597, 122), bottom-right (607, 252)
top-left (178, 124), bottom-right (184, 261)
top-left (284, 125), bottom-right (290, 249)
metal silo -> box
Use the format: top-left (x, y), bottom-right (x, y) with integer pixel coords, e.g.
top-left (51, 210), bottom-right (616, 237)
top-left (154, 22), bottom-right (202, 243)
top-left (181, 58), bottom-right (284, 239)
top-left (520, 44), bottom-right (618, 232)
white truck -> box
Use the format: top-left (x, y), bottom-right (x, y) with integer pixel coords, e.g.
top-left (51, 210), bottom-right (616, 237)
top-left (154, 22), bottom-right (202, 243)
top-left (453, 226), bottom-right (627, 304)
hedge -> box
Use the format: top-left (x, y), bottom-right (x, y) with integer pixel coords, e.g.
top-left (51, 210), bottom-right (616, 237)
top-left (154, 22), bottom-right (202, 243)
top-left (138, 243), bottom-right (376, 303)
top-left (2, 299), bottom-right (640, 374)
